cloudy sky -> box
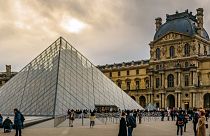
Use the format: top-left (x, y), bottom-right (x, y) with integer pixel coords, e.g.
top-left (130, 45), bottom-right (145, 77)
top-left (0, 0), bottom-right (210, 71)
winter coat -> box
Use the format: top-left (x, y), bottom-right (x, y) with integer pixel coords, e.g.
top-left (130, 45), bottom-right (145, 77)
top-left (197, 116), bottom-right (206, 136)
top-left (3, 118), bottom-right (13, 128)
top-left (118, 117), bottom-right (127, 136)
top-left (14, 112), bottom-right (22, 126)
top-left (176, 114), bottom-right (184, 126)
top-left (90, 115), bottom-right (95, 122)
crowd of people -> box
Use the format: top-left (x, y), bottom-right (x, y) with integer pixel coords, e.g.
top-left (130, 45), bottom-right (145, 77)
top-left (0, 108), bottom-right (25, 136)
top-left (1, 107), bottom-right (208, 136)
top-left (66, 108), bottom-right (209, 136)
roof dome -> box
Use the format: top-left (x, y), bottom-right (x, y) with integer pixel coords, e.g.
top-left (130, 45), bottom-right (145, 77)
top-left (154, 11), bottom-right (209, 41)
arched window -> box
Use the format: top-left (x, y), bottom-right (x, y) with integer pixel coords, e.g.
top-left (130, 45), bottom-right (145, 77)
top-left (167, 74), bottom-right (174, 88)
top-left (156, 48), bottom-right (160, 60)
top-left (184, 44), bottom-right (190, 56)
top-left (169, 46), bottom-right (175, 58)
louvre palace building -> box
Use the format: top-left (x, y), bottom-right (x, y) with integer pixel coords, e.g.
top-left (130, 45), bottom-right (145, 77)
top-left (98, 8), bottom-right (210, 110)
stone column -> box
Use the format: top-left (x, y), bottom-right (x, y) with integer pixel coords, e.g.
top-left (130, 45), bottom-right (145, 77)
top-left (178, 72), bottom-right (181, 87)
top-left (193, 71), bottom-right (198, 86)
top-left (193, 93), bottom-right (196, 108)
top-left (160, 93), bottom-right (162, 108)
top-left (175, 93), bottom-right (178, 108)
top-left (151, 94), bottom-right (154, 104)
top-left (190, 93), bottom-right (193, 108)
top-left (162, 93), bottom-right (165, 109)
top-left (178, 93), bottom-right (181, 108)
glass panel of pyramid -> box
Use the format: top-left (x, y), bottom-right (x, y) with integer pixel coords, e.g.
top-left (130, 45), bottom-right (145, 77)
top-left (0, 37), bottom-right (143, 116)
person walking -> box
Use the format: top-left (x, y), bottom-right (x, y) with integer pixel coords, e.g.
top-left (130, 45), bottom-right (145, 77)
top-left (14, 108), bottom-right (22, 136)
top-left (89, 112), bottom-right (96, 128)
top-left (118, 112), bottom-right (127, 136)
top-left (126, 110), bottom-right (136, 136)
top-left (176, 110), bottom-right (184, 136)
top-left (193, 108), bottom-right (199, 136)
top-left (197, 109), bottom-right (206, 136)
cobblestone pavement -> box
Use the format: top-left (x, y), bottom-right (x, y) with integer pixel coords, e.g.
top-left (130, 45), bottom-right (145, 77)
top-left (0, 118), bottom-right (209, 136)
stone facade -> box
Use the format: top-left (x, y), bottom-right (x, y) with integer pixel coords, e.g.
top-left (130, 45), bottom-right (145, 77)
top-left (0, 65), bottom-right (17, 87)
top-left (98, 9), bottom-right (210, 109)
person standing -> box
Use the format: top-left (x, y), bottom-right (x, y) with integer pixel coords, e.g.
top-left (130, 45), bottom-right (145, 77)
top-left (176, 111), bottom-right (184, 136)
top-left (89, 112), bottom-right (96, 128)
top-left (126, 110), bottom-right (136, 136)
top-left (14, 108), bottom-right (22, 136)
top-left (161, 110), bottom-right (165, 121)
top-left (0, 112), bottom-right (3, 128)
top-left (183, 111), bottom-right (189, 132)
top-left (197, 109), bottom-right (206, 136)
top-left (69, 110), bottom-right (75, 127)
top-left (118, 112), bottom-right (127, 136)
top-left (138, 111), bottom-right (142, 124)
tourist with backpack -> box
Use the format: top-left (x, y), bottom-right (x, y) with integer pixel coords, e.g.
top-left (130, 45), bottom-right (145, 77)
top-left (126, 110), bottom-right (136, 136)
top-left (176, 110), bottom-right (184, 136)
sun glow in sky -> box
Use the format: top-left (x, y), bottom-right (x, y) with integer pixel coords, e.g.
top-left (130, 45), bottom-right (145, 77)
top-left (61, 18), bottom-right (89, 33)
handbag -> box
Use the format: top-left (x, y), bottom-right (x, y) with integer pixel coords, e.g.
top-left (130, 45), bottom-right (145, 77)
top-left (206, 123), bottom-right (208, 128)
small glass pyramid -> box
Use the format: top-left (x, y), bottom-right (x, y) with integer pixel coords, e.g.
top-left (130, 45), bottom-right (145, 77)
top-left (0, 37), bottom-right (142, 116)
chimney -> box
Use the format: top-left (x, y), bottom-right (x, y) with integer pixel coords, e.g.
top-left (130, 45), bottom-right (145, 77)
top-left (6, 65), bottom-right (11, 77)
top-left (155, 17), bottom-right (162, 31)
top-left (196, 8), bottom-right (204, 35)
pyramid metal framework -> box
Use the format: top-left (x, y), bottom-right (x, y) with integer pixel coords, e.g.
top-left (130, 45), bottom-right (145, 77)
top-left (0, 37), bottom-right (142, 116)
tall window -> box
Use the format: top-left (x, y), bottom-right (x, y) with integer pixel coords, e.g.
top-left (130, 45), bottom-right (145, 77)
top-left (185, 62), bottom-right (189, 68)
top-left (184, 75), bottom-right (189, 86)
top-left (118, 71), bottom-right (121, 76)
top-left (126, 82), bottom-right (130, 90)
top-left (136, 80), bottom-right (140, 89)
top-left (167, 74), bottom-right (174, 88)
top-left (204, 46), bottom-right (207, 55)
top-left (184, 44), bottom-right (190, 56)
top-left (156, 48), bottom-right (160, 60)
top-left (136, 69), bottom-right (139, 75)
top-left (156, 78), bottom-right (160, 88)
top-left (127, 70), bottom-right (130, 76)
top-left (169, 46), bottom-right (175, 58)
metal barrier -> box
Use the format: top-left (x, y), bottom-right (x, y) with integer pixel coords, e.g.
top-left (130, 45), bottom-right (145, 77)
top-left (54, 115), bottom-right (67, 127)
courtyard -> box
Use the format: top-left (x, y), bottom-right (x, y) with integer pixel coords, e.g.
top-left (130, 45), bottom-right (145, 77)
top-left (0, 117), bottom-right (209, 136)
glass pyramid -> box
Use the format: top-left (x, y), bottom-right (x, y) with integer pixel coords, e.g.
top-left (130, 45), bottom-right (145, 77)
top-left (0, 37), bottom-right (142, 116)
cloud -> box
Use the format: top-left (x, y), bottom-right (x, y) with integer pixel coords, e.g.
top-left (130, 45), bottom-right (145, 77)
top-left (0, 0), bottom-right (210, 71)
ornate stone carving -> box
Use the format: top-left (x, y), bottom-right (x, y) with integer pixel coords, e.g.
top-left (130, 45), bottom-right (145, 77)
top-left (177, 44), bottom-right (182, 54)
top-left (162, 47), bottom-right (167, 56)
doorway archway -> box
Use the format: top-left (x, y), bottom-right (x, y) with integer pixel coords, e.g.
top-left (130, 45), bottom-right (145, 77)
top-left (131, 96), bottom-right (136, 101)
top-left (139, 96), bottom-right (146, 108)
top-left (167, 94), bottom-right (175, 108)
top-left (204, 93), bottom-right (210, 108)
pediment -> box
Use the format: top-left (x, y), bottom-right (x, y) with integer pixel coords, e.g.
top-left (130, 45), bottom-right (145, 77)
top-left (153, 32), bottom-right (191, 44)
